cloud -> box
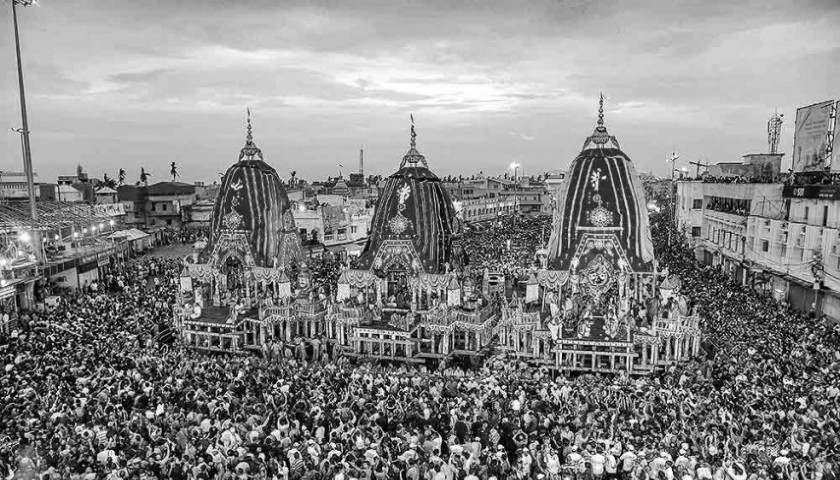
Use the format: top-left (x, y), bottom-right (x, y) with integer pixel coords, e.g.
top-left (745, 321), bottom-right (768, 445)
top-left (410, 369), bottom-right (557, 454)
top-left (0, 0), bottom-right (837, 182)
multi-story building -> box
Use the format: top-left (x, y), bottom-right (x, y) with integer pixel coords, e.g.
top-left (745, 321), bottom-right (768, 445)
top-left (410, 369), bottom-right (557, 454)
top-left (746, 182), bottom-right (840, 318)
top-left (293, 202), bottom-right (372, 254)
top-left (461, 176), bottom-right (512, 199)
top-left (499, 181), bottom-right (550, 215)
top-left (117, 182), bottom-right (196, 229)
top-left (459, 197), bottom-right (516, 222)
top-left (94, 187), bottom-right (118, 204)
top-left (444, 175), bottom-right (551, 216)
top-left (146, 182), bottom-right (195, 228)
top-left (675, 149), bottom-right (840, 320)
top-left (0, 172), bottom-right (37, 201)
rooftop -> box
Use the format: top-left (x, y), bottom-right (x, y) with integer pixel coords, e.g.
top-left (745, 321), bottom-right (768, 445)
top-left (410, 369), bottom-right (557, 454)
top-left (0, 201), bottom-right (119, 232)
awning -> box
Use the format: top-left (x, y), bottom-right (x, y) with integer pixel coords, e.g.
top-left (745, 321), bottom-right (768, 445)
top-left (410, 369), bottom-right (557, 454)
top-left (109, 228), bottom-right (150, 242)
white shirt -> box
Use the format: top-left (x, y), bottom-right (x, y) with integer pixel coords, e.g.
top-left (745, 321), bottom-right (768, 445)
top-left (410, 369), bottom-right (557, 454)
top-left (620, 452), bottom-right (637, 472)
top-left (591, 454), bottom-right (606, 475)
top-left (605, 454), bottom-right (618, 474)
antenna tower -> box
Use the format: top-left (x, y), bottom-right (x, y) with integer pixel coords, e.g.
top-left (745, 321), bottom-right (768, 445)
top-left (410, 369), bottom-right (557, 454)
top-left (768, 110), bottom-right (784, 154)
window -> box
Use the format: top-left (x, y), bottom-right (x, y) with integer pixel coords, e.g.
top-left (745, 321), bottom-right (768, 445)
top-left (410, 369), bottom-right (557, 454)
top-left (762, 240), bottom-right (769, 252)
top-left (299, 228), bottom-right (307, 235)
top-left (804, 206), bottom-right (809, 221)
top-left (692, 227), bottom-right (702, 237)
top-left (692, 199), bottom-right (703, 209)
top-left (162, 204), bottom-right (168, 211)
top-left (824, 205), bottom-right (829, 227)
top-left (351, 225), bottom-right (358, 234)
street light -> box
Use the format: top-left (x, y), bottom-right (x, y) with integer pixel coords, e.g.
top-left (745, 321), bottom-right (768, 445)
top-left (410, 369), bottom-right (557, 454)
top-left (666, 151), bottom-right (680, 248)
top-left (11, 0), bottom-right (38, 222)
top-left (509, 162), bottom-right (521, 222)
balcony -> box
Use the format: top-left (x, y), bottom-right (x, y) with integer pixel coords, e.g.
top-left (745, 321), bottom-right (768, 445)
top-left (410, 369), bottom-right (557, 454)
top-left (704, 209), bottom-right (747, 227)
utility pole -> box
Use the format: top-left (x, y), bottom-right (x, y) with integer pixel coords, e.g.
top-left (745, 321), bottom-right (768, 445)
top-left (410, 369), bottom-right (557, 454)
top-left (688, 159), bottom-right (708, 178)
top-left (667, 151), bottom-right (679, 248)
top-left (510, 162), bottom-right (521, 228)
top-left (12, 0), bottom-right (38, 222)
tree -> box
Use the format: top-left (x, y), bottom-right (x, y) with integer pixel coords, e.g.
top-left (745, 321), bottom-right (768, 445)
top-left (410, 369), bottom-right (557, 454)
top-left (140, 167), bottom-right (151, 186)
top-left (170, 162), bottom-right (178, 181)
top-left (290, 170), bottom-right (297, 188)
top-left (118, 169), bottom-right (126, 186)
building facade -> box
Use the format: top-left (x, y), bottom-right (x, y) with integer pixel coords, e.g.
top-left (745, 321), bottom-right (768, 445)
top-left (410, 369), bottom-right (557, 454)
top-left (676, 173), bottom-right (840, 321)
top-left (460, 197), bottom-right (516, 222)
top-left (117, 182), bottom-right (196, 228)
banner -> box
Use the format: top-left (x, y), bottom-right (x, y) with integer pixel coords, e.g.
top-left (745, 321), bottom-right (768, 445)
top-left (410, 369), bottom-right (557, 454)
top-left (180, 276), bottom-right (193, 293)
top-left (792, 100), bottom-right (833, 172)
top-left (92, 204), bottom-right (126, 216)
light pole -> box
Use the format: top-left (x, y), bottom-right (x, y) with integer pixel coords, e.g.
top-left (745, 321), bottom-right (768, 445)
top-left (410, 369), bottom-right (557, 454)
top-left (510, 162), bottom-right (521, 222)
top-left (666, 151), bottom-right (679, 248)
top-left (12, 0), bottom-right (38, 222)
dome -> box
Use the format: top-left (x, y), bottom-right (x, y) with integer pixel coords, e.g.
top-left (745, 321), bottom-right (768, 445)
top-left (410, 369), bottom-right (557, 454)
top-left (208, 113), bottom-right (303, 268)
top-left (356, 122), bottom-right (466, 274)
top-left (547, 95), bottom-right (654, 272)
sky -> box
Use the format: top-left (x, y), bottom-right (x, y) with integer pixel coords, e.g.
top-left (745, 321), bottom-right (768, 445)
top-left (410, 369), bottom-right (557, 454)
top-left (0, 0), bottom-right (838, 185)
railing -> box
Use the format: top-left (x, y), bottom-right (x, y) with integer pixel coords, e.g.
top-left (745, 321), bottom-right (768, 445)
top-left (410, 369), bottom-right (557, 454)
top-left (787, 171), bottom-right (840, 186)
top-left (261, 306), bottom-right (293, 319)
top-left (700, 174), bottom-right (782, 184)
top-left (294, 299), bottom-right (327, 315)
top-left (706, 205), bottom-right (749, 216)
top-left (426, 304), bottom-right (495, 326)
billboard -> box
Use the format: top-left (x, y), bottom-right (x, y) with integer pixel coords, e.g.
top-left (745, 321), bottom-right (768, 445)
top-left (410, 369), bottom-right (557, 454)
top-left (792, 100), bottom-right (833, 172)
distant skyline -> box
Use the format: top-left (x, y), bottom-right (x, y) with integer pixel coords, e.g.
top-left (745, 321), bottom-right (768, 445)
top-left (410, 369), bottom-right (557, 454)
top-left (1, 0), bottom-right (838, 185)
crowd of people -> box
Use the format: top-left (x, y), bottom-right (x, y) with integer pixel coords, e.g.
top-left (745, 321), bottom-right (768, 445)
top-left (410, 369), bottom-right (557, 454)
top-left (461, 216), bottom-right (551, 278)
top-left (0, 211), bottom-right (838, 479)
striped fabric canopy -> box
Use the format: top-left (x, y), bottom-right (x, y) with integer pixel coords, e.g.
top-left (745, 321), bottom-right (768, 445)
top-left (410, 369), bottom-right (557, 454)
top-left (357, 125), bottom-right (466, 274)
top-left (209, 122), bottom-right (302, 269)
top-left (547, 123), bottom-right (654, 273)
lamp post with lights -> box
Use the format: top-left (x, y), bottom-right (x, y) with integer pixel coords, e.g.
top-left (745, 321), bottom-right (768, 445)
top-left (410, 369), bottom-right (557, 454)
top-left (11, 0), bottom-right (37, 223)
top-left (510, 162), bottom-right (521, 228)
top-left (666, 151), bottom-right (679, 248)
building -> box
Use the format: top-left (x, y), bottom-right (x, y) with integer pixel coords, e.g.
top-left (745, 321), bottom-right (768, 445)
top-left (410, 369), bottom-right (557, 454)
top-left (747, 183), bottom-right (840, 319)
top-left (444, 175), bottom-right (551, 217)
top-left (194, 182), bottom-right (220, 202)
top-left (56, 184), bottom-right (86, 203)
top-left (499, 179), bottom-right (550, 215)
top-left (683, 181), bottom-right (784, 279)
top-left (0, 172), bottom-right (37, 201)
top-left (147, 182), bottom-right (195, 228)
top-left (461, 176), bottom-right (512, 199)
top-left (673, 110), bottom-right (840, 321)
top-left (189, 200), bottom-right (214, 226)
top-left (460, 197), bottom-right (516, 222)
top-left (117, 182), bottom-right (196, 228)
top-left (95, 187), bottom-right (118, 204)
top-left (293, 203), bottom-right (372, 254)
top-left (543, 171), bottom-right (566, 199)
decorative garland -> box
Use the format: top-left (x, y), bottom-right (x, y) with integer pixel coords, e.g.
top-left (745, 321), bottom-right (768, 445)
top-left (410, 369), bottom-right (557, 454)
top-left (344, 269), bottom-right (379, 288)
top-left (537, 270), bottom-right (569, 289)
